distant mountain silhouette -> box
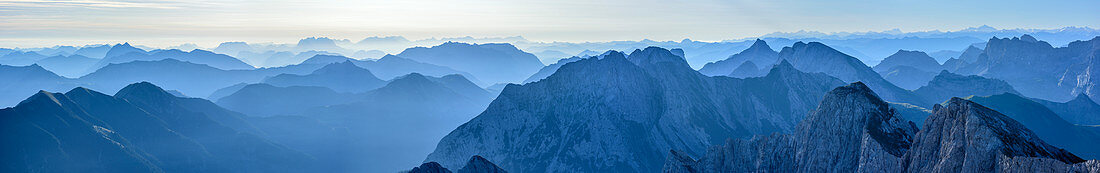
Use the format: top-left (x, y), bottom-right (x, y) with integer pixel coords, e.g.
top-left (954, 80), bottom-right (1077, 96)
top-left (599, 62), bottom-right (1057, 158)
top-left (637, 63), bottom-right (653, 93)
top-left (72, 45), bottom-right (111, 58)
top-left (698, 39), bottom-right (778, 76)
top-left (219, 72), bottom-right (493, 172)
top-left (88, 49), bottom-right (254, 74)
top-left (397, 42), bottom-right (544, 84)
top-left (103, 43), bottom-right (146, 59)
top-left (216, 83), bottom-right (352, 117)
top-left (873, 50), bottom-right (942, 73)
top-left (957, 45), bottom-right (984, 63)
top-left (954, 35), bottom-right (1100, 102)
top-left (878, 66), bottom-right (937, 90)
top-left (0, 51), bottom-right (48, 66)
top-left (298, 54), bottom-right (355, 65)
top-left (774, 41), bottom-right (929, 106)
top-left (727, 61), bottom-right (764, 78)
top-left (263, 61), bottom-right (387, 93)
top-left (0, 64), bottom-right (78, 106)
top-left (35, 54), bottom-right (97, 78)
top-left (356, 55), bottom-right (482, 83)
top-left (914, 71), bottom-right (1019, 103)
top-left (79, 59), bottom-right (322, 98)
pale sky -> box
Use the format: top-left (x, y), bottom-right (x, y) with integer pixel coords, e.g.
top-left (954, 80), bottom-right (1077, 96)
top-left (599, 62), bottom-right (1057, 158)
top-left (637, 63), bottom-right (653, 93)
top-left (1, 0), bottom-right (1098, 47)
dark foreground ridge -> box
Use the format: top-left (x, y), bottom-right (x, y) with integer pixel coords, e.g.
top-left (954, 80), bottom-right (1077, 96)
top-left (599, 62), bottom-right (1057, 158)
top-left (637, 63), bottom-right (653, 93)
top-left (663, 82), bottom-right (1100, 172)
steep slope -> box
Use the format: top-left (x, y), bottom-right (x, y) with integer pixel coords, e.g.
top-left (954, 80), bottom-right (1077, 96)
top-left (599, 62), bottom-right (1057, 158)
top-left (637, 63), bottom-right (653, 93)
top-left (775, 41), bottom-right (928, 106)
top-left (263, 61), bottom-right (387, 93)
top-left (206, 83), bottom-right (250, 101)
top-left (664, 82), bottom-right (919, 172)
top-left (726, 61), bottom-right (763, 78)
top-left (0, 64), bottom-right (78, 107)
top-left (697, 39), bottom-right (778, 76)
top-left (914, 71), bottom-right (1019, 103)
top-left (957, 45), bottom-right (984, 63)
top-left (397, 42), bottom-right (544, 84)
top-left (523, 56), bottom-right (582, 83)
top-left (0, 91), bottom-right (163, 173)
top-left (967, 93), bottom-right (1100, 159)
top-left (907, 97), bottom-right (1093, 172)
top-left (1033, 94), bottom-right (1100, 125)
top-left (35, 54), bottom-right (98, 78)
top-left (426, 47), bottom-right (846, 172)
top-left (0, 83), bottom-right (314, 172)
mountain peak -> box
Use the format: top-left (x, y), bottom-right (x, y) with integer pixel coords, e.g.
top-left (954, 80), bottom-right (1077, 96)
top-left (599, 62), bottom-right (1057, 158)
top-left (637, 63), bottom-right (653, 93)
top-left (626, 46), bottom-right (690, 69)
top-left (1020, 34), bottom-right (1039, 42)
top-left (748, 39), bottom-right (771, 51)
top-left (115, 81), bottom-right (176, 101)
top-left (1069, 93), bottom-right (1098, 105)
top-left (923, 97), bottom-right (1086, 164)
top-left (459, 155), bottom-right (506, 173)
top-left (105, 42), bottom-right (145, 58)
top-left (17, 90), bottom-right (65, 107)
top-left (408, 162), bottom-right (451, 173)
top-left (313, 60), bottom-right (367, 74)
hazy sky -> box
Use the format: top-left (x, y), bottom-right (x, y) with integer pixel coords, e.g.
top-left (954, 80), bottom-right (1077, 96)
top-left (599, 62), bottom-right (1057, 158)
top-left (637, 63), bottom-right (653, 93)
top-left (1, 0), bottom-right (1098, 47)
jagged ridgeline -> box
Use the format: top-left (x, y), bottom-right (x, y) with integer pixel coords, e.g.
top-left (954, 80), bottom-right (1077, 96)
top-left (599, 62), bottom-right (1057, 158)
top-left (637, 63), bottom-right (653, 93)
top-left (664, 82), bottom-right (1100, 172)
top-left (427, 47), bottom-right (848, 172)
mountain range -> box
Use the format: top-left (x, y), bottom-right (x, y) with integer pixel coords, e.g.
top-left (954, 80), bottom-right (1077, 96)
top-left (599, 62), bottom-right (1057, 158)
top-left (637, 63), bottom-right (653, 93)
top-left (664, 82), bottom-right (1100, 172)
top-left (426, 47), bottom-right (847, 172)
top-left (397, 42), bottom-right (544, 85)
top-left (0, 82), bottom-right (313, 172)
top-left (953, 35), bottom-right (1100, 102)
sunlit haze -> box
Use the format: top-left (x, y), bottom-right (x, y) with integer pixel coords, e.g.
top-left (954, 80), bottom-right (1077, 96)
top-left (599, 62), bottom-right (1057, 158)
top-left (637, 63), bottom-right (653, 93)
top-left (2, 0), bottom-right (1098, 47)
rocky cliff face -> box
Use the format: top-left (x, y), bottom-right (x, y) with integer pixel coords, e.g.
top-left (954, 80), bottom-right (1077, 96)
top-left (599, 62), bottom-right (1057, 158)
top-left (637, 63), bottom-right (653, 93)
top-left (426, 47), bottom-right (845, 172)
top-left (663, 85), bottom-right (1100, 172)
top-left (907, 97), bottom-right (1091, 172)
top-left (663, 82), bottom-right (918, 172)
